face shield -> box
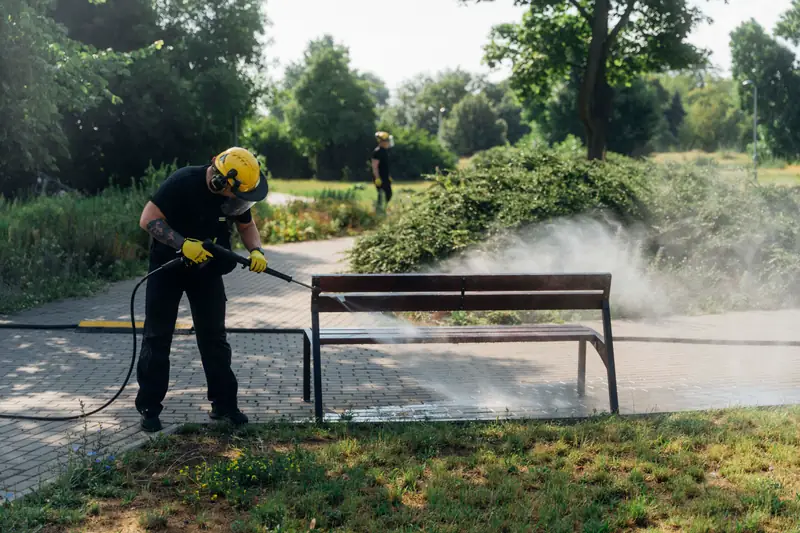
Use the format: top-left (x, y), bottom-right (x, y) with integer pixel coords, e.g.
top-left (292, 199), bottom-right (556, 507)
top-left (214, 168), bottom-right (269, 217)
top-left (221, 198), bottom-right (257, 217)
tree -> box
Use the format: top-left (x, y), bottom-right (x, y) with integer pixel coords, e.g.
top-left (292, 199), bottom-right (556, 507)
top-left (477, 0), bottom-right (716, 160)
top-left (482, 80), bottom-right (531, 144)
top-left (50, 0), bottom-right (268, 190)
top-left (391, 69), bottom-right (479, 134)
top-left (731, 20), bottom-right (800, 159)
top-left (0, 0), bottom-right (157, 194)
top-left (286, 36), bottom-right (377, 180)
top-left (543, 76), bottom-right (669, 156)
top-left (359, 72), bottom-right (390, 108)
top-left (242, 116), bottom-right (312, 179)
top-left (775, 0), bottom-right (800, 43)
top-left (664, 92), bottom-right (686, 142)
top-left (441, 93), bottom-right (508, 156)
top-left (679, 79), bottom-right (748, 152)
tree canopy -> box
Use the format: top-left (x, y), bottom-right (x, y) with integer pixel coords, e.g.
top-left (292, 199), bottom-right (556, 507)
top-left (285, 36), bottom-right (377, 180)
top-left (478, 0), bottom-right (718, 160)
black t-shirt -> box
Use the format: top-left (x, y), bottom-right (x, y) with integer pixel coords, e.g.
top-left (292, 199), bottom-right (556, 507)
top-left (149, 165), bottom-right (252, 272)
top-left (372, 147), bottom-right (390, 183)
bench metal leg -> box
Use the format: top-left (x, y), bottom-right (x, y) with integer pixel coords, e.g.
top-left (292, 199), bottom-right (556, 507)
top-left (577, 340), bottom-right (587, 397)
top-left (303, 333), bottom-right (311, 403)
top-left (311, 301), bottom-right (324, 423)
top-left (602, 301), bottom-right (619, 414)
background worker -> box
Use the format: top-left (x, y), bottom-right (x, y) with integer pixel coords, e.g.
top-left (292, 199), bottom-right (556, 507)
top-left (136, 147), bottom-right (269, 432)
top-left (371, 131), bottom-right (394, 210)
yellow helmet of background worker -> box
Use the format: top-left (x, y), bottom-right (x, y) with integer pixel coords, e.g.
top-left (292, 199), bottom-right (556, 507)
top-left (375, 131), bottom-right (395, 147)
top-left (211, 147), bottom-right (269, 215)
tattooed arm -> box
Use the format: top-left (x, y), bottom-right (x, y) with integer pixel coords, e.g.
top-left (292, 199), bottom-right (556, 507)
top-left (139, 201), bottom-right (186, 250)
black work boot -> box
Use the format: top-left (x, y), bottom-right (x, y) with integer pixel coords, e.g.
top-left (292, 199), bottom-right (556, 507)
top-left (209, 405), bottom-right (249, 426)
top-left (140, 414), bottom-right (163, 433)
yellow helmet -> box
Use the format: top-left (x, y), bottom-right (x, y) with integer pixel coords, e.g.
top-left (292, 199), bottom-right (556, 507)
top-left (375, 131), bottom-right (394, 147)
top-left (213, 147), bottom-right (262, 192)
top-left (211, 147), bottom-right (269, 215)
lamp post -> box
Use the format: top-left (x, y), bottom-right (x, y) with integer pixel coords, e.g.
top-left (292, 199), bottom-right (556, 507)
top-left (438, 106), bottom-right (446, 141)
top-left (742, 80), bottom-right (758, 182)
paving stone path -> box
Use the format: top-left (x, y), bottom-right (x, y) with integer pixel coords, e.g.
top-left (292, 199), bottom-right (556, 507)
top-left (2, 237), bottom-right (800, 502)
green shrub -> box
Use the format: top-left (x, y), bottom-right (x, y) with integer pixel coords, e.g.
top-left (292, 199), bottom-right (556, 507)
top-left (0, 165), bottom-right (378, 314)
top-left (348, 146), bottom-right (649, 274)
top-left (348, 144), bottom-right (800, 314)
top-left (252, 198), bottom-right (377, 245)
top-left (242, 117), bottom-right (313, 179)
top-left (378, 123), bottom-right (457, 180)
top-left (0, 164), bottom-right (169, 313)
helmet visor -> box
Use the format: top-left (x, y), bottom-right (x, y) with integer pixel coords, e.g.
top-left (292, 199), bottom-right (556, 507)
top-left (221, 198), bottom-right (257, 217)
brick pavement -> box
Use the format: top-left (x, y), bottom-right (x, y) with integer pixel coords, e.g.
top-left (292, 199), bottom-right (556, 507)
top-left (3, 237), bottom-right (800, 502)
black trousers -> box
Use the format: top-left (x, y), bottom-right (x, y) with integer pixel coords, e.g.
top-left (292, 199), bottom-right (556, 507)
top-left (135, 260), bottom-right (238, 417)
top-left (377, 183), bottom-right (393, 206)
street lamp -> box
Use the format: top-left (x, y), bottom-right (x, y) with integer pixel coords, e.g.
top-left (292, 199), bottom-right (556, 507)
top-left (438, 107), bottom-right (446, 141)
top-left (742, 79), bottom-right (758, 182)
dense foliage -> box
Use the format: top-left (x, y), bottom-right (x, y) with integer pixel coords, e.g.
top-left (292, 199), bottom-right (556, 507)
top-left (0, 0), bottom-right (161, 194)
top-left (242, 117), bottom-right (313, 180)
top-left (375, 124), bottom-right (458, 181)
top-left (285, 36), bottom-right (377, 181)
top-left (348, 147), bottom-right (648, 274)
top-left (481, 0), bottom-right (713, 160)
top-left (0, 167), bottom-right (377, 314)
top-left (441, 94), bottom-right (508, 157)
top-left (349, 146), bottom-right (800, 314)
top-left (0, 0), bottom-right (267, 195)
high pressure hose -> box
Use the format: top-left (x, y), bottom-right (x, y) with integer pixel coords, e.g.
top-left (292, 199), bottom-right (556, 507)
top-left (0, 241), bottom-right (316, 422)
top-left (0, 257), bottom-right (183, 421)
top-left (2, 240), bottom-right (798, 422)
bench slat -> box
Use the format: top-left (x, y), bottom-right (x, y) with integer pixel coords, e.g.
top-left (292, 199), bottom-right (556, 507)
top-left (316, 292), bottom-right (605, 313)
top-left (317, 325), bottom-right (597, 335)
top-left (311, 325), bottom-right (602, 345)
top-left (314, 273), bottom-right (611, 295)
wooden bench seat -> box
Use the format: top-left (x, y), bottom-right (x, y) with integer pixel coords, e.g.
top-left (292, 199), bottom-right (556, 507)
top-left (303, 273), bottom-right (619, 421)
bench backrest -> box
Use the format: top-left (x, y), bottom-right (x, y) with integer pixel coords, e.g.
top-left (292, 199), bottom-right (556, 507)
top-left (311, 273), bottom-right (611, 313)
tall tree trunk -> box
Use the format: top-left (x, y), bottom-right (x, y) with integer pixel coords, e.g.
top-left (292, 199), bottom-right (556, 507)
top-left (578, 0), bottom-right (610, 161)
top-left (588, 62), bottom-right (612, 160)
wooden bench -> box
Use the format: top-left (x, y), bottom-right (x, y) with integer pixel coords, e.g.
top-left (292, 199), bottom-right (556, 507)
top-left (302, 273), bottom-right (619, 421)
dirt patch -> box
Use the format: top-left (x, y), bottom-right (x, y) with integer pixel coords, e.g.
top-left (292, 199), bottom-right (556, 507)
top-left (71, 499), bottom-right (236, 533)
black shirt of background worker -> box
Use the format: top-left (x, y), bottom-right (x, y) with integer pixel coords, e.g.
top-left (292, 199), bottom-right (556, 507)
top-left (372, 146), bottom-right (390, 187)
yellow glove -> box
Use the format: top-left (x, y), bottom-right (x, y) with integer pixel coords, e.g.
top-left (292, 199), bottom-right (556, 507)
top-left (374, 177), bottom-right (382, 188)
top-left (181, 238), bottom-right (213, 264)
top-left (248, 248), bottom-right (268, 273)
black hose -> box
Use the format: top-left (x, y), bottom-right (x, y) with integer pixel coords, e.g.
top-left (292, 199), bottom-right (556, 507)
top-left (0, 260), bottom-right (175, 421)
top-left (0, 323), bottom-right (79, 330)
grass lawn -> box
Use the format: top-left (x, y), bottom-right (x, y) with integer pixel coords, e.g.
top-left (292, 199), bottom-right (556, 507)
top-left (269, 179), bottom-right (433, 205)
top-left (3, 408), bottom-right (800, 532)
top-left (651, 151), bottom-right (800, 186)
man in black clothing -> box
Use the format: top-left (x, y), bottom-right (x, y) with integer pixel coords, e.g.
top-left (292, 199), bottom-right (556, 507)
top-left (371, 131), bottom-right (394, 210)
top-left (136, 147), bottom-right (269, 432)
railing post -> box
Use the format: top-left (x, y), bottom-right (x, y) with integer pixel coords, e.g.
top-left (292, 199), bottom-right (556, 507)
top-left (577, 340), bottom-right (587, 397)
top-left (302, 333), bottom-right (311, 403)
top-left (601, 299), bottom-right (619, 414)
top-left (311, 279), bottom-right (324, 422)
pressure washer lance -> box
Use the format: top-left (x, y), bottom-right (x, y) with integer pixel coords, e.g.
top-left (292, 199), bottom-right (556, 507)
top-left (201, 240), bottom-right (317, 292)
top-left (0, 243), bottom-right (315, 422)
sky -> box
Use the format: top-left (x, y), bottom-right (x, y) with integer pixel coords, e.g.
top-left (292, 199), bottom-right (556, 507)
top-left (266, 0), bottom-right (794, 93)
